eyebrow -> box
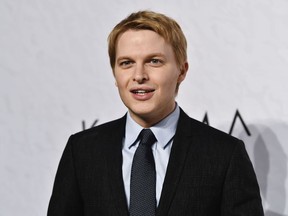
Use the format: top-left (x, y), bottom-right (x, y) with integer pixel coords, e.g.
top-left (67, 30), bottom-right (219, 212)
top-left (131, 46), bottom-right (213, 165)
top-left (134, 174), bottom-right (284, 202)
top-left (116, 53), bottom-right (167, 61)
top-left (146, 53), bottom-right (166, 59)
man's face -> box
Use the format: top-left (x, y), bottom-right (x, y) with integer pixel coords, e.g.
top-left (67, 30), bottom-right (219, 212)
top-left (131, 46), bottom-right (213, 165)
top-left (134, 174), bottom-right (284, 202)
top-left (114, 30), bottom-right (187, 127)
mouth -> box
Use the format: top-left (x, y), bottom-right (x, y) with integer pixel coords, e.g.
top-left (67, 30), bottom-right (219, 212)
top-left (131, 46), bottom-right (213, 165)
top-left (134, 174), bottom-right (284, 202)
top-left (131, 89), bottom-right (155, 95)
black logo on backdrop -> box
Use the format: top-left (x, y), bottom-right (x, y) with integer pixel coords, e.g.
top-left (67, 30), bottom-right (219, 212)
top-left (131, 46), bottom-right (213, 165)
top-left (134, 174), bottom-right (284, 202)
top-left (82, 109), bottom-right (251, 136)
top-left (82, 119), bottom-right (99, 130)
top-left (202, 109), bottom-right (251, 136)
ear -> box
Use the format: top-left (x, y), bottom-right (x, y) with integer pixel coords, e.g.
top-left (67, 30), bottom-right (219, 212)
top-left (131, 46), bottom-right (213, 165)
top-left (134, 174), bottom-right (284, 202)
top-left (178, 62), bottom-right (189, 83)
top-left (113, 70), bottom-right (118, 87)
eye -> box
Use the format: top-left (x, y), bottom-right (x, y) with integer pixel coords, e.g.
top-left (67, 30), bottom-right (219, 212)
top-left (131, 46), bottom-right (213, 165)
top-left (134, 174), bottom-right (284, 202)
top-left (150, 59), bottom-right (160, 64)
top-left (119, 60), bottom-right (133, 68)
top-left (149, 58), bottom-right (163, 66)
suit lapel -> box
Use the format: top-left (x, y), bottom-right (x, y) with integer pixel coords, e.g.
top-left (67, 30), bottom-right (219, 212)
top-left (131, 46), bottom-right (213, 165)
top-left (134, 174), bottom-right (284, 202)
top-left (157, 109), bottom-right (194, 216)
top-left (104, 116), bottom-right (129, 216)
top-left (102, 110), bottom-right (195, 216)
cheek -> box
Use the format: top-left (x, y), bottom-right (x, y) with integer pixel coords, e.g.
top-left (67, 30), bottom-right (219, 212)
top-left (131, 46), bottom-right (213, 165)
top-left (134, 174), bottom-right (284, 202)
top-left (156, 77), bottom-right (178, 95)
top-left (115, 78), bottom-right (132, 100)
top-left (114, 74), bottom-right (128, 88)
top-left (163, 73), bottom-right (180, 87)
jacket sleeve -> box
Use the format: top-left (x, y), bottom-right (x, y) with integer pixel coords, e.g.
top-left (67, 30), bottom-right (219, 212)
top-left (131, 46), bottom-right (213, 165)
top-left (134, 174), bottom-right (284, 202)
top-left (221, 140), bottom-right (264, 216)
top-left (47, 135), bottom-right (83, 216)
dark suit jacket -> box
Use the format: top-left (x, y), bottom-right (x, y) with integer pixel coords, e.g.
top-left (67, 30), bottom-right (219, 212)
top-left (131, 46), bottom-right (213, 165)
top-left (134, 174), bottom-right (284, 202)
top-left (48, 109), bottom-right (264, 216)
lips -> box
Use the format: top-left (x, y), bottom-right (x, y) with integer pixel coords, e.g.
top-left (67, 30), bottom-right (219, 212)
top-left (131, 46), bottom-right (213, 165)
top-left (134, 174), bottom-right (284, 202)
top-left (131, 89), bottom-right (155, 95)
top-left (130, 87), bottom-right (155, 100)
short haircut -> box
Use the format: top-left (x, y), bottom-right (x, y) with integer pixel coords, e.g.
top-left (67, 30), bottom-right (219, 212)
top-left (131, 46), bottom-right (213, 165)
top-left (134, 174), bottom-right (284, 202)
top-left (108, 10), bottom-right (187, 70)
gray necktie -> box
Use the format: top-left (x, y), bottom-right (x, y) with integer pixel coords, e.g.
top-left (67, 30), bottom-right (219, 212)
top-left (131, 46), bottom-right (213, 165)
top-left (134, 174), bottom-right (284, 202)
top-left (130, 129), bottom-right (157, 216)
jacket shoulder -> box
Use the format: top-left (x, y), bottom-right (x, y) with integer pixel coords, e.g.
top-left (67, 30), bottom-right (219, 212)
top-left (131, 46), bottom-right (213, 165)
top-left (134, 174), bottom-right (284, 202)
top-left (71, 115), bottom-right (126, 138)
top-left (179, 109), bottom-right (242, 146)
top-left (65, 115), bottom-right (126, 150)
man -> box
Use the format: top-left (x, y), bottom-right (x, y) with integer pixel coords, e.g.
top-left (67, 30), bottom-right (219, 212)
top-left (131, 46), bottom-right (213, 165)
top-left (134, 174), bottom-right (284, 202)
top-left (48, 10), bottom-right (264, 215)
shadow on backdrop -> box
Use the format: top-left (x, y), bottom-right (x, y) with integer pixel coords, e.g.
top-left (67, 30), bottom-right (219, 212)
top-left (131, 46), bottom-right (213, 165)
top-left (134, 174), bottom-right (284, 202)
top-left (239, 123), bottom-right (288, 216)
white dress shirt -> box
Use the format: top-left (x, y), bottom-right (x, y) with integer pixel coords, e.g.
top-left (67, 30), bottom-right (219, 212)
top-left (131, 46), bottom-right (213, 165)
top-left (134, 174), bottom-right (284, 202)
top-left (122, 105), bottom-right (180, 207)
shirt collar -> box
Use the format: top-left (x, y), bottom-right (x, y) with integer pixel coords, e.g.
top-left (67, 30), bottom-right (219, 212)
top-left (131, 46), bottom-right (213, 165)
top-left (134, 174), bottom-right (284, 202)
top-left (124, 104), bottom-right (180, 150)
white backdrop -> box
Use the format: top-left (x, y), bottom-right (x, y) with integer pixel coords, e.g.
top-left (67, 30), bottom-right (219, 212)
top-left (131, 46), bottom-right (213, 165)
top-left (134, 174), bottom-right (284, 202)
top-left (1, 0), bottom-right (288, 215)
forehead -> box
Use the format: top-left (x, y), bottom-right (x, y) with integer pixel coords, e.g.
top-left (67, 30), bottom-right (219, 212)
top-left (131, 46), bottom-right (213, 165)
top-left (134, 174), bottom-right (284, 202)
top-left (116, 29), bottom-right (173, 57)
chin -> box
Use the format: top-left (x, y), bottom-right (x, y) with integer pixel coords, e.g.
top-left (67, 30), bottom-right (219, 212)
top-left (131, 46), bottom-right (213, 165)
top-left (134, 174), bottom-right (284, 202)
top-left (131, 108), bottom-right (154, 116)
top-left (129, 105), bottom-right (156, 117)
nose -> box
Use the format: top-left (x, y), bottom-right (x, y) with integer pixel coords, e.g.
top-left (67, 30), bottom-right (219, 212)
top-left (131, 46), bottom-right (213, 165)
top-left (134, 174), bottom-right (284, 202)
top-left (133, 64), bottom-right (148, 83)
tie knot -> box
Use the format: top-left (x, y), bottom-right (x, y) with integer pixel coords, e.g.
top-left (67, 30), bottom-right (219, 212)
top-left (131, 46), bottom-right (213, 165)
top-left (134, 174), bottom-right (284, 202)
top-left (139, 129), bottom-right (157, 148)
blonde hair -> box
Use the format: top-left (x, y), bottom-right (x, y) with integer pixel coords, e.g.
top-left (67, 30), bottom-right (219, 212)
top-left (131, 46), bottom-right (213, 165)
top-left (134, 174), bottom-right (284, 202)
top-left (108, 10), bottom-right (187, 70)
